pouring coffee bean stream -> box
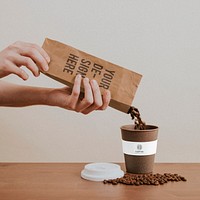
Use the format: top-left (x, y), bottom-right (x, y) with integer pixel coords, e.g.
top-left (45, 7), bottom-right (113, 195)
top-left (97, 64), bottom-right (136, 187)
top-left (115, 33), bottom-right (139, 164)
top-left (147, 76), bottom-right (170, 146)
top-left (128, 106), bottom-right (146, 130)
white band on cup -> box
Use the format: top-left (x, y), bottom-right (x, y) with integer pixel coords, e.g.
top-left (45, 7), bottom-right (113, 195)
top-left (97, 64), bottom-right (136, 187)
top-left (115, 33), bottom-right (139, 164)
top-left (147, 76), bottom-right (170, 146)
top-left (122, 140), bottom-right (157, 156)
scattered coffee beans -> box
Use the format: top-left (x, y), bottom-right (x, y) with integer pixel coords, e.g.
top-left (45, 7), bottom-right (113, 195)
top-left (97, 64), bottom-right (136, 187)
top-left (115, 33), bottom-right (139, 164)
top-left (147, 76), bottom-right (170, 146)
top-left (103, 173), bottom-right (187, 186)
top-left (128, 106), bottom-right (146, 130)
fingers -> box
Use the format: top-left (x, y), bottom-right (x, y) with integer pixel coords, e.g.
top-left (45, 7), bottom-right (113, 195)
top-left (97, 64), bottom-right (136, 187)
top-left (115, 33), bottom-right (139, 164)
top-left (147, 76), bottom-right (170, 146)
top-left (75, 78), bottom-right (110, 114)
top-left (15, 42), bottom-right (49, 72)
top-left (12, 54), bottom-right (40, 77)
top-left (81, 80), bottom-right (103, 114)
top-left (75, 77), bottom-right (94, 112)
top-left (29, 43), bottom-right (50, 63)
top-left (97, 89), bottom-right (111, 111)
top-left (22, 47), bottom-right (49, 72)
top-left (90, 80), bottom-right (103, 108)
top-left (64, 75), bottom-right (111, 114)
top-left (4, 41), bottom-right (50, 80)
top-left (66, 74), bottom-right (82, 110)
top-left (4, 60), bottom-right (29, 80)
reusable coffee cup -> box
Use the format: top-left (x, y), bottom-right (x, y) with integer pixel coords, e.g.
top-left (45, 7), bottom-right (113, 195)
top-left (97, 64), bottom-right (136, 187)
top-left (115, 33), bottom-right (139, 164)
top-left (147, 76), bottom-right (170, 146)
top-left (121, 125), bottom-right (158, 174)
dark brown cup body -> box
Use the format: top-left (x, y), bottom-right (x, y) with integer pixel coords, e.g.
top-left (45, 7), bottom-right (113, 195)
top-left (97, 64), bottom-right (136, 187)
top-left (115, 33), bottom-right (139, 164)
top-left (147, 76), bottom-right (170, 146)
top-left (121, 125), bottom-right (158, 174)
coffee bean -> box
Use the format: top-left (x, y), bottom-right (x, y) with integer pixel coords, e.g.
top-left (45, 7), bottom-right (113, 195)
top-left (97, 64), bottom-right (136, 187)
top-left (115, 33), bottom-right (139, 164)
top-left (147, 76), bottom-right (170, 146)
top-left (103, 180), bottom-right (107, 184)
top-left (112, 181), bottom-right (118, 185)
top-left (107, 179), bottom-right (112, 183)
top-left (130, 181), bottom-right (135, 185)
top-left (135, 181), bottom-right (140, 186)
top-left (154, 181), bottom-right (159, 186)
top-left (180, 177), bottom-right (187, 181)
top-left (103, 172), bottom-right (187, 186)
top-left (126, 180), bottom-right (132, 185)
top-left (159, 181), bottom-right (164, 185)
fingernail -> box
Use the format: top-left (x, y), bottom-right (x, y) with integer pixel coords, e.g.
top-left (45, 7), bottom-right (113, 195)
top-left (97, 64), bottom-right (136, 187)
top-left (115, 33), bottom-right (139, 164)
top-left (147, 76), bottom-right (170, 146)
top-left (36, 71), bottom-right (40, 77)
top-left (21, 70), bottom-right (29, 80)
top-left (106, 90), bottom-right (111, 97)
top-left (91, 79), bottom-right (98, 85)
top-left (76, 74), bottom-right (82, 79)
top-left (46, 56), bottom-right (50, 63)
top-left (84, 77), bottom-right (89, 82)
top-left (43, 65), bottom-right (49, 71)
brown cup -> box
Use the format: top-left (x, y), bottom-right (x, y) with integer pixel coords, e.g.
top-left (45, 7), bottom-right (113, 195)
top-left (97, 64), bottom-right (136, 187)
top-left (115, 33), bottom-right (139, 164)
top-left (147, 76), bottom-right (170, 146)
top-left (121, 125), bottom-right (158, 174)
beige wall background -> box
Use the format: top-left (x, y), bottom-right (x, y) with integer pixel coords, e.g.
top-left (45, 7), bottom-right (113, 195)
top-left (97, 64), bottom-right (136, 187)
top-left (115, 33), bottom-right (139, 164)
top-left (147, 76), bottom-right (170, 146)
top-left (0, 0), bottom-right (200, 163)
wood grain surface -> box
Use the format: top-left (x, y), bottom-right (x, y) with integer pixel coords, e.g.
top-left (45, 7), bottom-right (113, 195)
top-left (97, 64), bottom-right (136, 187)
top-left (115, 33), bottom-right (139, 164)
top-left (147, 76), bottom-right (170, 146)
top-left (0, 163), bottom-right (199, 200)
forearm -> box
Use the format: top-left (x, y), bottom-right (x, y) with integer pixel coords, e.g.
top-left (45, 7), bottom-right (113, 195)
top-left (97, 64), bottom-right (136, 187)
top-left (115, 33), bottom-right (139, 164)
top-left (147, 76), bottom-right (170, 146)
top-left (0, 80), bottom-right (51, 107)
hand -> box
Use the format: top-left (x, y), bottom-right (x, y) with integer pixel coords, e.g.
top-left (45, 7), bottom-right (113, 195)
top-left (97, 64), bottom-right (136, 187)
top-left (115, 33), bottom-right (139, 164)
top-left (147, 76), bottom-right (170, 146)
top-left (47, 75), bottom-right (111, 114)
top-left (0, 41), bottom-right (50, 80)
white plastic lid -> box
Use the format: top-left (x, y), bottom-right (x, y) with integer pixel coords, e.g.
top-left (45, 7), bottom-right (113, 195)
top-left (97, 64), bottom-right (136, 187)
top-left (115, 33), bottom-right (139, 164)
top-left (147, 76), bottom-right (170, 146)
top-left (81, 163), bottom-right (124, 181)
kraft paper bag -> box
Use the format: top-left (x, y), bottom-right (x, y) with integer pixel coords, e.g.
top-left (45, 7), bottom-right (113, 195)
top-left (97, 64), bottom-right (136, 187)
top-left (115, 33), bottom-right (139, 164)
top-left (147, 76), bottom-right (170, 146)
top-left (42, 38), bottom-right (142, 113)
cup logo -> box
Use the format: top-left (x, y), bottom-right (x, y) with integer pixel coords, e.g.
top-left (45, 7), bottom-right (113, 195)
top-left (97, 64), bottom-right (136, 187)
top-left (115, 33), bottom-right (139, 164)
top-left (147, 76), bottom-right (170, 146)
top-left (137, 144), bottom-right (142, 150)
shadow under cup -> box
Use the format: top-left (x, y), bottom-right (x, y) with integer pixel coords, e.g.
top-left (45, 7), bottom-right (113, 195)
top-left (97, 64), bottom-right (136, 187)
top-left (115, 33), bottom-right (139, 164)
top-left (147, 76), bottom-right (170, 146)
top-left (121, 125), bottom-right (158, 174)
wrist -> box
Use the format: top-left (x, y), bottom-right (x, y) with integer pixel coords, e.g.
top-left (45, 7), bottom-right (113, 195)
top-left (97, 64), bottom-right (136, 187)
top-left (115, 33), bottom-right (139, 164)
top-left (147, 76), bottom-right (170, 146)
top-left (42, 88), bottom-right (57, 107)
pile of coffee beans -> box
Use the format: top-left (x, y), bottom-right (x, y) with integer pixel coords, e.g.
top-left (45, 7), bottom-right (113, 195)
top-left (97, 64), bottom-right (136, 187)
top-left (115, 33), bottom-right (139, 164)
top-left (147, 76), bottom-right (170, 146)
top-left (128, 106), bottom-right (146, 130)
top-left (103, 173), bottom-right (187, 186)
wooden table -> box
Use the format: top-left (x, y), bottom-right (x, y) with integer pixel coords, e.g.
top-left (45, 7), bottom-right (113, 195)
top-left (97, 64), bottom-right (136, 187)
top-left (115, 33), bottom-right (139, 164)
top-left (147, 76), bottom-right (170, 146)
top-left (0, 163), bottom-right (199, 200)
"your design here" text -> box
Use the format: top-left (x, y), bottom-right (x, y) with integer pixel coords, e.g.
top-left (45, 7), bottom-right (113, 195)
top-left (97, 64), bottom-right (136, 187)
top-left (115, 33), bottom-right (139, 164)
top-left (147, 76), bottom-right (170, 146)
top-left (63, 53), bottom-right (115, 89)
